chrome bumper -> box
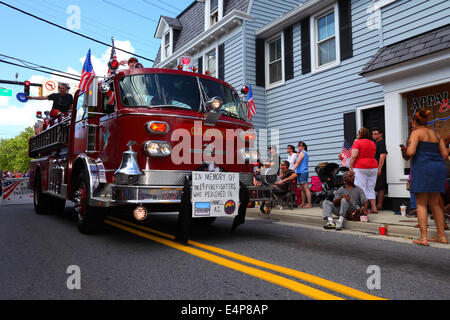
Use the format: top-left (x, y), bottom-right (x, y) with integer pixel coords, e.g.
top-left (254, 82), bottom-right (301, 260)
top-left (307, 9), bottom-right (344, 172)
top-left (112, 185), bottom-right (183, 204)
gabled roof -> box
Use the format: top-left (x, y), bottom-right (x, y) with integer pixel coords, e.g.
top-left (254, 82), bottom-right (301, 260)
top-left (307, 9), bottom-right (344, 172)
top-left (361, 24), bottom-right (450, 75)
top-left (161, 16), bottom-right (182, 29)
top-left (153, 0), bottom-right (251, 65)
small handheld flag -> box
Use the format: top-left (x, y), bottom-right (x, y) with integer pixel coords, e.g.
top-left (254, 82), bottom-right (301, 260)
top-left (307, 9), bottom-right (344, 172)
top-left (247, 84), bottom-right (256, 121)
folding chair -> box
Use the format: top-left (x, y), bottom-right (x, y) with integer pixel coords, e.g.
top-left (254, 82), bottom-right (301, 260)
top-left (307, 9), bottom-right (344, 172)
top-left (272, 180), bottom-right (295, 210)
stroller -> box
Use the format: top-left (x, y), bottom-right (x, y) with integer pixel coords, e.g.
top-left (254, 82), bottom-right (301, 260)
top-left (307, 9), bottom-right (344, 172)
top-left (315, 162), bottom-right (349, 207)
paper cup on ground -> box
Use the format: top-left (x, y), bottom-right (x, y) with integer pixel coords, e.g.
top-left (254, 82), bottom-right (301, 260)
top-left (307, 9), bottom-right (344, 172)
top-left (400, 205), bottom-right (407, 216)
top-left (379, 224), bottom-right (387, 235)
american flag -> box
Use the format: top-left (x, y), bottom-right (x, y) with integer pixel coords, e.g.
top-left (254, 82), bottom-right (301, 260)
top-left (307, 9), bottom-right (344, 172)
top-left (247, 84), bottom-right (256, 121)
top-left (340, 139), bottom-right (352, 166)
top-left (79, 49), bottom-right (95, 93)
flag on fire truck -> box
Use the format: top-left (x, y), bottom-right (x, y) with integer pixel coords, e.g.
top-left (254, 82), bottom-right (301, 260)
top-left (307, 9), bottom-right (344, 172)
top-left (247, 84), bottom-right (256, 121)
top-left (79, 49), bottom-right (95, 93)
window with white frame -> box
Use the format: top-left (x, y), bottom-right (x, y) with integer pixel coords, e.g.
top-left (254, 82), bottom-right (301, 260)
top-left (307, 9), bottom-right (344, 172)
top-left (163, 31), bottom-right (171, 59)
top-left (210, 0), bottom-right (219, 26)
top-left (311, 4), bottom-right (340, 72)
top-left (205, 49), bottom-right (217, 77)
top-left (205, 0), bottom-right (223, 29)
top-left (266, 34), bottom-right (284, 87)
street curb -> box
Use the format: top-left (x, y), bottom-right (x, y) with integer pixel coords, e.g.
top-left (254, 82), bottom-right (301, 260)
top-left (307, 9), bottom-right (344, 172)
top-left (246, 209), bottom-right (450, 240)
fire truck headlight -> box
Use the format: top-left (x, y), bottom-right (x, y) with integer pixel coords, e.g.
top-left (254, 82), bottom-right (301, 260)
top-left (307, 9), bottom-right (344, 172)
top-left (144, 141), bottom-right (172, 157)
top-left (159, 142), bottom-right (172, 156)
top-left (206, 96), bottom-right (223, 112)
top-left (145, 141), bottom-right (160, 155)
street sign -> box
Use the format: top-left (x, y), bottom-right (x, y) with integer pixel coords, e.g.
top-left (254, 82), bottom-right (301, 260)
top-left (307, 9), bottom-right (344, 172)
top-left (0, 88), bottom-right (12, 96)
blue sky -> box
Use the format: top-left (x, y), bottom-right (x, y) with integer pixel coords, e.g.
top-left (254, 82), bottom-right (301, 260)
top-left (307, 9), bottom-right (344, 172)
top-left (0, 0), bottom-right (194, 139)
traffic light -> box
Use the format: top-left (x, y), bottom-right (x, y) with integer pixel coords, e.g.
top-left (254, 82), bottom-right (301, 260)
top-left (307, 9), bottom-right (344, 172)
top-left (24, 81), bottom-right (30, 96)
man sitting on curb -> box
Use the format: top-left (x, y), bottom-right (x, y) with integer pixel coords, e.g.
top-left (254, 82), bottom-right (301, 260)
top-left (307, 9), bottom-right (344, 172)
top-left (323, 171), bottom-right (369, 231)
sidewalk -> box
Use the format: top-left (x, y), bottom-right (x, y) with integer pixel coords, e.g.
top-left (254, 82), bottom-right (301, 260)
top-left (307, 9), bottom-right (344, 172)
top-left (246, 205), bottom-right (450, 245)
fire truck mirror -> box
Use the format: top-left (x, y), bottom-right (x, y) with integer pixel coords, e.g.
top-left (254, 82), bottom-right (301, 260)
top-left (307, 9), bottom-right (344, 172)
top-left (99, 82), bottom-right (110, 94)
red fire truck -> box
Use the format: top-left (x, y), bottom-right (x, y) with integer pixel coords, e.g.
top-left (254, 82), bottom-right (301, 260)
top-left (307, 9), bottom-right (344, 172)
top-left (28, 60), bottom-right (265, 235)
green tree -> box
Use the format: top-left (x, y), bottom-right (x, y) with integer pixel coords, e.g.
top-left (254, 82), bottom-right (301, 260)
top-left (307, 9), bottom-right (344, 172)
top-left (0, 127), bottom-right (34, 172)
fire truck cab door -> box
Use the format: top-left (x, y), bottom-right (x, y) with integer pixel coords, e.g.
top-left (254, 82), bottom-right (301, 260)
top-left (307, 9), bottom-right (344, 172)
top-left (72, 91), bottom-right (99, 155)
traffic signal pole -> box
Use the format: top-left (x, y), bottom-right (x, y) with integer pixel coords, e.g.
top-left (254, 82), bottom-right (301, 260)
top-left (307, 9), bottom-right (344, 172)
top-left (0, 79), bottom-right (42, 87)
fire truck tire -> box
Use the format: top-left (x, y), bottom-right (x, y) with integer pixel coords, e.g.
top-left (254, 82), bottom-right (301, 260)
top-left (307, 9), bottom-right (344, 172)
top-left (73, 170), bottom-right (105, 234)
top-left (33, 172), bottom-right (51, 215)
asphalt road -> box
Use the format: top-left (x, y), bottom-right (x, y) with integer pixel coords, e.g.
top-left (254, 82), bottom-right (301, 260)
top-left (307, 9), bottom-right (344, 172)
top-left (0, 203), bottom-right (449, 302)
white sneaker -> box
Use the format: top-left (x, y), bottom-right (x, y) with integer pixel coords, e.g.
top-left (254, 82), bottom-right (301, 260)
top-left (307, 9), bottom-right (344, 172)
top-left (323, 220), bottom-right (336, 229)
top-left (335, 221), bottom-right (343, 231)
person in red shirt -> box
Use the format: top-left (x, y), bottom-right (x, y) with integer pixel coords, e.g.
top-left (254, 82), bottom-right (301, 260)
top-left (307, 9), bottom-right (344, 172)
top-left (349, 127), bottom-right (379, 213)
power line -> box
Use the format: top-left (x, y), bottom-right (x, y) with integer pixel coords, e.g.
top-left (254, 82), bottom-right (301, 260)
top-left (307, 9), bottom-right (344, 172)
top-left (101, 0), bottom-right (159, 23)
top-left (0, 59), bottom-right (81, 82)
top-left (141, 0), bottom-right (179, 16)
top-left (0, 54), bottom-right (81, 80)
top-left (38, 0), bottom-right (161, 51)
top-left (156, 0), bottom-right (183, 12)
top-left (0, 1), bottom-right (154, 63)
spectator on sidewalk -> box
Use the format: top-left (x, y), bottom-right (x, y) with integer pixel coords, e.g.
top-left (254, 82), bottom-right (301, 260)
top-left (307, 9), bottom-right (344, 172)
top-left (349, 127), bottom-right (378, 213)
top-left (292, 141), bottom-right (312, 208)
top-left (323, 171), bottom-right (369, 231)
top-left (372, 127), bottom-right (388, 210)
top-left (273, 161), bottom-right (297, 196)
top-left (286, 145), bottom-right (297, 170)
top-left (265, 145), bottom-right (281, 175)
top-left (401, 108), bottom-right (448, 246)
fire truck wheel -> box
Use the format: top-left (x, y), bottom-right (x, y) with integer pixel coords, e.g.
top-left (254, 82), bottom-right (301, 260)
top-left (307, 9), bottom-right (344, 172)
top-left (73, 171), bottom-right (105, 234)
top-left (33, 172), bottom-right (51, 215)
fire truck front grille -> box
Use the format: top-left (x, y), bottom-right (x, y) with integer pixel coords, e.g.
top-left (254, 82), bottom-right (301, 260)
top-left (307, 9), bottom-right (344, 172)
top-left (134, 170), bottom-right (253, 186)
top-left (137, 170), bottom-right (191, 186)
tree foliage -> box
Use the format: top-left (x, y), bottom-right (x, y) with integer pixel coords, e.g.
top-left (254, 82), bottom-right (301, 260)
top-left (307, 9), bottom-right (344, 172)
top-left (0, 127), bottom-right (34, 172)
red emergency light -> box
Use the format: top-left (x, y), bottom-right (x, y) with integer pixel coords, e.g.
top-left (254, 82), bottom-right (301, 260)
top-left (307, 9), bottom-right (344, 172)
top-left (108, 58), bottom-right (119, 70)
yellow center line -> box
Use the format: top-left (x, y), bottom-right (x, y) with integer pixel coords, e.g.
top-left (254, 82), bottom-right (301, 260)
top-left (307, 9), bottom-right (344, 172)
top-left (106, 216), bottom-right (386, 300)
top-left (104, 219), bottom-right (343, 300)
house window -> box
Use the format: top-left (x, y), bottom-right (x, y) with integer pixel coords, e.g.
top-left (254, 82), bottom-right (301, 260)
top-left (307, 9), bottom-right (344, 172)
top-left (266, 34), bottom-right (284, 87)
top-left (317, 11), bottom-right (336, 66)
top-left (163, 31), bottom-right (170, 59)
top-left (205, 49), bottom-right (217, 77)
top-left (205, 0), bottom-right (222, 29)
top-left (311, 4), bottom-right (340, 72)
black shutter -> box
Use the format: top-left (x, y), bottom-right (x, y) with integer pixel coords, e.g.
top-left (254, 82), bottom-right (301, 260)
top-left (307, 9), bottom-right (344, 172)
top-left (284, 26), bottom-right (294, 81)
top-left (197, 56), bottom-right (203, 74)
top-left (218, 43), bottom-right (225, 80)
top-left (343, 112), bottom-right (356, 144)
top-left (255, 38), bottom-right (265, 87)
top-left (339, 0), bottom-right (353, 60)
top-left (300, 17), bottom-right (311, 74)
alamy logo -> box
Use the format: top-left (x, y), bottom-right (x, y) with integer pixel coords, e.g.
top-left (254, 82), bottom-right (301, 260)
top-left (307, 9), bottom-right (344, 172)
top-left (66, 5), bottom-right (81, 30)
top-left (366, 265), bottom-right (381, 290)
top-left (66, 265), bottom-right (81, 290)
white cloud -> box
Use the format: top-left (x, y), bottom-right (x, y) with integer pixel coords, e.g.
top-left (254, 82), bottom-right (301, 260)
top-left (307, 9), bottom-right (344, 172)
top-left (0, 40), bottom-right (136, 138)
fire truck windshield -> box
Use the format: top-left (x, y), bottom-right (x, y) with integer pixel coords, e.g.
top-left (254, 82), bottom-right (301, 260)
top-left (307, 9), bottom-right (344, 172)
top-left (118, 73), bottom-right (245, 119)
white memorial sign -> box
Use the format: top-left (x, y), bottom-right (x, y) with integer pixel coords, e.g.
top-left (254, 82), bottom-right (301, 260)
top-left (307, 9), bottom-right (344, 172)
top-left (191, 172), bottom-right (239, 218)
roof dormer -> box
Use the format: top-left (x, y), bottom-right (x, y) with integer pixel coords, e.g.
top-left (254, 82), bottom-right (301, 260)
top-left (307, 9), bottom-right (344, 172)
top-left (199, 0), bottom-right (223, 30)
top-left (155, 16), bottom-right (182, 61)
